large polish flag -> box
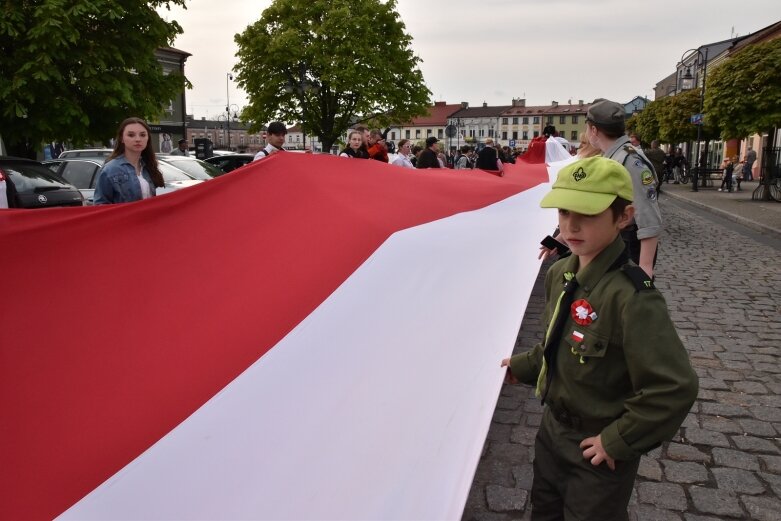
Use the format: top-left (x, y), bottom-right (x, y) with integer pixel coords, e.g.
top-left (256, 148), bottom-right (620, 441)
top-left (0, 153), bottom-right (570, 520)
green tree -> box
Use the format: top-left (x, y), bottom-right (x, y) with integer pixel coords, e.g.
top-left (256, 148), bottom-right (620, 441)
top-left (704, 37), bottom-right (781, 139)
top-left (0, 1), bottom-right (187, 157)
top-left (631, 96), bottom-right (668, 144)
top-left (234, 0), bottom-right (431, 152)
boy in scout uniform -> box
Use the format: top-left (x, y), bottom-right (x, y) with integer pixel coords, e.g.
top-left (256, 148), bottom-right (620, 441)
top-left (585, 99), bottom-right (662, 278)
top-left (501, 156), bottom-right (698, 521)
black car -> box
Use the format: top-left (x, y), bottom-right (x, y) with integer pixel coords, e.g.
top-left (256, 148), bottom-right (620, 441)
top-left (0, 157), bottom-right (83, 208)
top-left (204, 153), bottom-right (255, 174)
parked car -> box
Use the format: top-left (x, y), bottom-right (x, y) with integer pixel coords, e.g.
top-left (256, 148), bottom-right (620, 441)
top-left (57, 148), bottom-right (113, 159)
top-left (44, 158), bottom-right (205, 205)
top-left (157, 155), bottom-right (226, 179)
top-left (0, 156), bottom-right (83, 208)
top-left (204, 153), bottom-right (255, 173)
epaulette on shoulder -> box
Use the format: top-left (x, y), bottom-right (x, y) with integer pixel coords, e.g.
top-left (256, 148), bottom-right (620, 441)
top-left (623, 144), bottom-right (637, 155)
top-left (621, 264), bottom-right (655, 291)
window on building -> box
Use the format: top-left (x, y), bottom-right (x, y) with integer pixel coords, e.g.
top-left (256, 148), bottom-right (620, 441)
top-left (512, 131), bottom-right (518, 140)
top-left (522, 131), bottom-right (528, 140)
top-left (512, 117), bottom-right (518, 125)
top-left (405, 130), bottom-right (410, 139)
top-left (533, 131), bottom-right (539, 138)
top-left (546, 116), bottom-right (553, 124)
top-left (559, 116), bottom-right (566, 124)
top-left (502, 118), bottom-right (508, 125)
top-left (391, 131), bottom-right (396, 140)
top-left (240, 135), bottom-right (245, 145)
top-left (438, 129), bottom-right (443, 138)
top-left (296, 135), bottom-right (300, 142)
top-left (469, 129), bottom-right (475, 137)
top-left (523, 117), bottom-right (529, 124)
top-left (571, 130), bottom-right (578, 140)
top-left (427, 128), bottom-right (432, 135)
top-left (502, 131), bottom-right (508, 140)
top-left (416, 129), bottom-right (421, 138)
top-left (533, 116), bottom-right (540, 124)
top-left (572, 115), bottom-right (579, 124)
top-left (479, 129), bottom-right (485, 137)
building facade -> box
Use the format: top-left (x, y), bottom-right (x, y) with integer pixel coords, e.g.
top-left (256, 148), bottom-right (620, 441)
top-left (150, 47), bottom-right (191, 152)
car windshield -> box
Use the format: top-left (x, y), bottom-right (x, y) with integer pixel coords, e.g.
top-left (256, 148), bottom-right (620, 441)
top-left (1, 162), bottom-right (72, 193)
top-left (161, 158), bottom-right (221, 180)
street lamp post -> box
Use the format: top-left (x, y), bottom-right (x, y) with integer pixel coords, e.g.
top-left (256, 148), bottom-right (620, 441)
top-left (226, 73), bottom-right (234, 151)
top-left (284, 63), bottom-right (320, 151)
top-left (679, 47), bottom-right (709, 191)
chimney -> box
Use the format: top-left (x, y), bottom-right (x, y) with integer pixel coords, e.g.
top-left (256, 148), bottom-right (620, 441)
top-left (578, 100), bottom-right (584, 107)
top-left (434, 101), bottom-right (446, 106)
top-left (512, 98), bottom-right (526, 107)
top-left (551, 101), bottom-right (558, 108)
top-left (482, 101), bottom-right (488, 108)
top-left (461, 101), bottom-right (469, 109)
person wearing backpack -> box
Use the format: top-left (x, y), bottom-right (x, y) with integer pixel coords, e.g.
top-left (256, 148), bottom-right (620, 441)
top-left (455, 145), bottom-right (472, 170)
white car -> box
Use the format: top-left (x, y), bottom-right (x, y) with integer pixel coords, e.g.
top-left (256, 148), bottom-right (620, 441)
top-left (44, 158), bottom-right (205, 205)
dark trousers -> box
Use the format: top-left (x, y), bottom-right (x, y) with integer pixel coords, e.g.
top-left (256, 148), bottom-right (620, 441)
top-left (620, 226), bottom-right (657, 271)
top-left (531, 409), bottom-right (640, 521)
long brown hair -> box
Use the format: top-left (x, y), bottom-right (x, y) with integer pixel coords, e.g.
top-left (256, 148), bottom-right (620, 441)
top-left (108, 117), bottom-right (164, 188)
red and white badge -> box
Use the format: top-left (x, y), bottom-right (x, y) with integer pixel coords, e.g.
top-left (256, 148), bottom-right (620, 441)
top-left (571, 330), bottom-right (584, 343)
top-left (571, 299), bottom-right (597, 326)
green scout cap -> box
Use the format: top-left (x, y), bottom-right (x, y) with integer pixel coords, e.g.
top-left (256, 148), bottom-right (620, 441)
top-left (586, 99), bottom-right (626, 133)
top-left (540, 156), bottom-right (634, 215)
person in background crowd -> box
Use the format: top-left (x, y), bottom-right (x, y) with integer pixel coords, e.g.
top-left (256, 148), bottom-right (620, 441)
top-left (52, 142), bottom-right (64, 159)
top-left (672, 148), bottom-right (686, 184)
top-left (586, 99), bottom-right (662, 278)
top-left (353, 124), bottom-right (371, 158)
top-left (254, 122), bottom-right (287, 161)
top-left (475, 138), bottom-right (503, 175)
top-left (436, 151), bottom-right (447, 168)
top-left (391, 139), bottom-right (414, 168)
top-left (367, 130), bottom-right (389, 162)
top-left (719, 156), bottom-right (735, 192)
top-left (628, 132), bottom-right (642, 149)
top-left (455, 145), bottom-right (473, 170)
top-left (576, 130), bottom-right (601, 159)
top-left (744, 145), bottom-right (756, 181)
top-left (170, 138), bottom-right (190, 156)
top-left (733, 159), bottom-right (745, 191)
top-left (160, 133), bottom-right (173, 154)
top-left (502, 146), bottom-right (516, 164)
top-left (416, 137), bottom-right (441, 169)
top-left (94, 117), bottom-right (164, 205)
top-left (644, 140), bottom-right (666, 193)
top-left (410, 144), bottom-right (423, 167)
top-left (339, 130), bottom-right (369, 159)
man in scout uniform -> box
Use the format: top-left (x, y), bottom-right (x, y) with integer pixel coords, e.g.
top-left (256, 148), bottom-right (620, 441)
top-left (585, 99), bottom-right (662, 278)
top-left (501, 156), bottom-right (698, 520)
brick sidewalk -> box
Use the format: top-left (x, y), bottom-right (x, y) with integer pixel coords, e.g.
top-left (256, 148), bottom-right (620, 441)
top-left (462, 196), bottom-right (781, 520)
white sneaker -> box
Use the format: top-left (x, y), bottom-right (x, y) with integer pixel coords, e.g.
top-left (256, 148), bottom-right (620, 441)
top-left (718, 188), bottom-right (722, 192)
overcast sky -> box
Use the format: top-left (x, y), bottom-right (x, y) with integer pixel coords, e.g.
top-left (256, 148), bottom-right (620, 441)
top-left (159, 0), bottom-right (781, 119)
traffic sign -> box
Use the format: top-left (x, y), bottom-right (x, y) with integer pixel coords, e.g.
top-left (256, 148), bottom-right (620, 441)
top-left (691, 113), bottom-right (704, 125)
top-left (509, 139), bottom-right (516, 147)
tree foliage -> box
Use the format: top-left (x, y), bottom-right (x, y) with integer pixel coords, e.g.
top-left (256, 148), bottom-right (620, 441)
top-left (632, 90), bottom-right (718, 145)
top-left (705, 37), bottom-right (781, 139)
top-left (234, 0), bottom-right (431, 151)
top-left (0, 0), bottom-right (187, 157)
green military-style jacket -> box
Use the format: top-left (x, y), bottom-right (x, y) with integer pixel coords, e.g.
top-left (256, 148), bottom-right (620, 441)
top-left (510, 236), bottom-right (698, 461)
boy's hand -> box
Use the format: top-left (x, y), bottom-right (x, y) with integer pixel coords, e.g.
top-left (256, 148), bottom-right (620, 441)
top-left (580, 435), bottom-right (616, 471)
top-left (538, 246), bottom-right (557, 261)
top-left (500, 358), bottom-right (518, 384)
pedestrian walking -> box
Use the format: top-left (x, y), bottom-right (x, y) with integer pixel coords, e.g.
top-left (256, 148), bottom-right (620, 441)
top-left (475, 138), bottom-right (503, 174)
top-left (170, 138), bottom-right (190, 156)
top-left (416, 137), bottom-right (441, 169)
top-left (454, 145), bottom-right (473, 170)
top-left (501, 156), bottom-right (698, 521)
top-left (744, 146), bottom-right (756, 181)
top-left (719, 156), bottom-right (735, 192)
top-left (93, 117), bottom-right (164, 205)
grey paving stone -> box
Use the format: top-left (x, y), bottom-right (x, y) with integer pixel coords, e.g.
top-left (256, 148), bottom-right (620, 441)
top-left (630, 504), bottom-right (683, 521)
top-left (759, 454), bottom-right (781, 474)
top-left (485, 485), bottom-right (527, 512)
top-left (511, 464), bottom-right (533, 490)
top-left (683, 427), bottom-right (731, 448)
top-left (665, 443), bottom-right (711, 463)
top-left (688, 486), bottom-right (745, 517)
top-left (737, 418), bottom-right (778, 437)
top-left (509, 427), bottom-right (537, 446)
top-left (636, 482), bottom-right (687, 511)
top-left (700, 415), bottom-right (743, 434)
top-left (473, 459), bottom-right (515, 488)
top-left (638, 456), bottom-right (663, 481)
top-left (683, 515), bottom-right (725, 521)
top-left (699, 402), bottom-right (749, 418)
top-left (708, 370), bottom-right (744, 381)
top-left (740, 495), bottom-right (781, 521)
top-left (750, 406), bottom-right (781, 422)
top-left (759, 471), bottom-right (781, 496)
top-left (661, 460), bottom-right (709, 484)
top-left (713, 448), bottom-right (760, 471)
top-left (712, 467), bottom-right (765, 494)
top-left (524, 414), bottom-right (541, 428)
top-left (730, 435), bottom-right (781, 454)
top-left (680, 414), bottom-right (700, 429)
top-left (488, 442), bottom-right (530, 464)
top-left (492, 410), bottom-right (523, 425)
top-left (731, 380), bottom-right (768, 394)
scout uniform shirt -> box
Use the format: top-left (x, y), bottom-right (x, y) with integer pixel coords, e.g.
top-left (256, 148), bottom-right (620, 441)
top-left (509, 236), bottom-right (698, 461)
top-left (604, 135), bottom-right (663, 241)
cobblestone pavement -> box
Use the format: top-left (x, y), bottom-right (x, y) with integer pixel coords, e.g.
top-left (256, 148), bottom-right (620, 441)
top-left (462, 196), bottom-right (781, 520)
